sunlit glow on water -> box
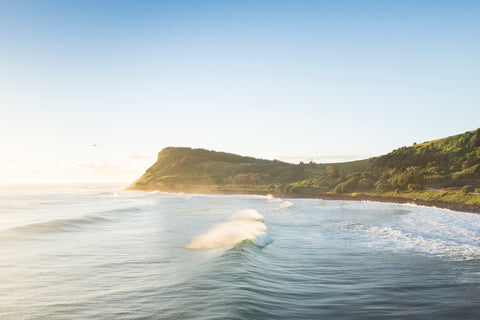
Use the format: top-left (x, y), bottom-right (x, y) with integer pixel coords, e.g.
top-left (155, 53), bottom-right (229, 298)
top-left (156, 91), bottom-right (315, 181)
top-left (1, 184), bottom-right (479, 319)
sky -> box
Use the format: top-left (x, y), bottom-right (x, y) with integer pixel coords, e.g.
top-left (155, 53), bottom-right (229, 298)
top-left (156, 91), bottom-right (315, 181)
top-left (1, 0), bottom-right (479, 183)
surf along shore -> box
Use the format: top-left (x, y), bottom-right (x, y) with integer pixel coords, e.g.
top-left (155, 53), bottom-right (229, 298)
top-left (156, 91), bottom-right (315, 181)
top-left (129, 186), bottom-right (480, 214)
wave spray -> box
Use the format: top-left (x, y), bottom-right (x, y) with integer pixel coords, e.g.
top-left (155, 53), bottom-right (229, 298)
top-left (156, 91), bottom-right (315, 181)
top-left (186, 209), bottom-right (271, 249)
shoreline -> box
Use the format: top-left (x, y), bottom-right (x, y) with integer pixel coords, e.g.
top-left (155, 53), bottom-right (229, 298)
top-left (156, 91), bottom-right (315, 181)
top-left (284, 193), bottom-right (480, 214)
top-left (128, 187), bottom-right (480, 214)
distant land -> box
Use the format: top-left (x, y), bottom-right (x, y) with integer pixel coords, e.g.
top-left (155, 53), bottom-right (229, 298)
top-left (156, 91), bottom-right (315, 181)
top-left (129, 128), bottom-right (480, 213)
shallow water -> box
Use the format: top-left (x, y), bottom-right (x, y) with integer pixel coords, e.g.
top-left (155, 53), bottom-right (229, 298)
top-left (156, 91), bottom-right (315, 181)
top-left (1, 184), bottom-right (479, 319)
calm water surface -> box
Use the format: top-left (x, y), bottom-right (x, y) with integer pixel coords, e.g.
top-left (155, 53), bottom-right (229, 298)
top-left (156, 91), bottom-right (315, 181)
top-left (0, 184), bottom-right (479, 319)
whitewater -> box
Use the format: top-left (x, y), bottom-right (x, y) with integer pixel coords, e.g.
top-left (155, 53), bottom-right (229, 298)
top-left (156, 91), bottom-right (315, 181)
top-left (1, 184), bottom-right (479, 319)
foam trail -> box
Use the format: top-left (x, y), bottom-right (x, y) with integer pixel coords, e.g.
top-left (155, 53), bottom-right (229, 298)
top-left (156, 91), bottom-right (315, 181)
top-left (186, 209), bottom-right (271, 249)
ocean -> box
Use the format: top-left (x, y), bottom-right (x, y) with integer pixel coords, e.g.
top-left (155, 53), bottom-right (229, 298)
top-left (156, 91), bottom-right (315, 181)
top-left (1, 184), bottom-right (479, 319)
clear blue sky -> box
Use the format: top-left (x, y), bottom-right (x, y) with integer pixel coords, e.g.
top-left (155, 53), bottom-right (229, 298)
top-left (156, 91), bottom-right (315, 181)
top-left (1, 0), bottom-right (479, 183)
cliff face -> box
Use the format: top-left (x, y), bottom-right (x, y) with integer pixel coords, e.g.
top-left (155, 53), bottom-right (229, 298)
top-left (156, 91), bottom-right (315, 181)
top-left (129, 130), bottom-right (480, 210)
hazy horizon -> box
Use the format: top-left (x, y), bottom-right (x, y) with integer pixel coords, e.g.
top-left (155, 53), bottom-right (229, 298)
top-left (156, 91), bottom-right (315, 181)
top-left (2, 0), bottom-right (479, 182)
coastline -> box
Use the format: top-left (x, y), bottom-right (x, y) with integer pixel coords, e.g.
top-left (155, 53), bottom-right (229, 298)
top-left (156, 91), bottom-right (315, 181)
top-left (286, 193), bottom-right (480, 214)
top-left (127, 186), bottom-right (480, 214)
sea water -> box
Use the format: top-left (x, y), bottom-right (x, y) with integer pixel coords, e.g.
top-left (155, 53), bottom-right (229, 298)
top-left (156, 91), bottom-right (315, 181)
top-left (0, 184), bottom-right (479, 319)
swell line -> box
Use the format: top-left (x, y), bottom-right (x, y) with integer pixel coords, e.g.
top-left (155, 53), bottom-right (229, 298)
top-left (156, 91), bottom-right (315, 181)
top-left (0, 205), bottom-right (144, 240)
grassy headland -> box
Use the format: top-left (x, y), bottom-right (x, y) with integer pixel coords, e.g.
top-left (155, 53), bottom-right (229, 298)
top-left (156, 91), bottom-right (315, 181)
top-left (129, 129), bottom-right (480, 213)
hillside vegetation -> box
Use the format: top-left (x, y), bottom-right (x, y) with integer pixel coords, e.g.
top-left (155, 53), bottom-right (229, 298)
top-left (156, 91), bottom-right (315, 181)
top-left (130, 129), bottom-right (480, 209)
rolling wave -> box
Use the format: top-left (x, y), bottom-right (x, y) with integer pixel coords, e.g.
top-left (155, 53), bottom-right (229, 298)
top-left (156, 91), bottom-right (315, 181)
top-left (186, 209), bottom-right (272, 249)
top-left (0, 205), bottom-right (144, 240)
top-left (2, 215), bottom-right (111, 237)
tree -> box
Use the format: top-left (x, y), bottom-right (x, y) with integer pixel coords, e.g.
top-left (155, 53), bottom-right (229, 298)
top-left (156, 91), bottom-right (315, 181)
top-left (326, 166), bottom-right (339, 178)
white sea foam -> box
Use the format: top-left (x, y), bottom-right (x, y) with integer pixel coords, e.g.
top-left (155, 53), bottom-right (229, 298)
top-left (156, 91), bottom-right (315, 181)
top-left (266, 194), bottom-right (282, 202)
top-left (322, 199), bottom-right (480, 260)
top-left (186, 209), bottom-right (271, 249)
top-left (278, 201), bottom-right (294, 208)
top-left (265, 194), bottom-right (294, 209)
top-left (230, 208), bottom-right (264, 220)
top-left (253, 231), bottom-right (273, 247)
top-left (353, 224), bottom-right (480, 260)
top-left (349, 208), bottom-right (480, 261)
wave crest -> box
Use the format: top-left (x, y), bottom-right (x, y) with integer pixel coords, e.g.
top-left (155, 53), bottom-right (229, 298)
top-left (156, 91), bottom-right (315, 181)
top-left (186, 209), bottom-right (271, 250)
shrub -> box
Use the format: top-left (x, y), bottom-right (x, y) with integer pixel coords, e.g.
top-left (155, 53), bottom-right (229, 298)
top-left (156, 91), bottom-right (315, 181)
top-left (388, 166), bottom-right (424, 190)
top-left (333, 177), bottom-right (360, 194)
top-left (470, 133), bottom-right (480, 148)
top-left (375, 181), bottom-right (393, 193)
top-left (462, 159), bottom-right (474, 170)
top-left (461, 185), bottom-right (475, 195)
top-left (408, 183), bottom-right (423, 191)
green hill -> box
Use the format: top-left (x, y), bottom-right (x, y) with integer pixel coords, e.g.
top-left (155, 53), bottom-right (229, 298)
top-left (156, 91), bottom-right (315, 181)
top-left (129, 129), bottom-right (480, 211)
top-left (129, 147), bottom-right (313, 193)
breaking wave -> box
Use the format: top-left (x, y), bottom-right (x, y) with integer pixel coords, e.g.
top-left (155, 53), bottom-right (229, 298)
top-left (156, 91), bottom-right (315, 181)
top-left (265, 194), bottom-right (294, 209)
top-left (266, 194), bottom-right (282, 203)
top-left (278, 201), bottom-right (294, 208)
top-left (186, 209), bottom-right (272, 249)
